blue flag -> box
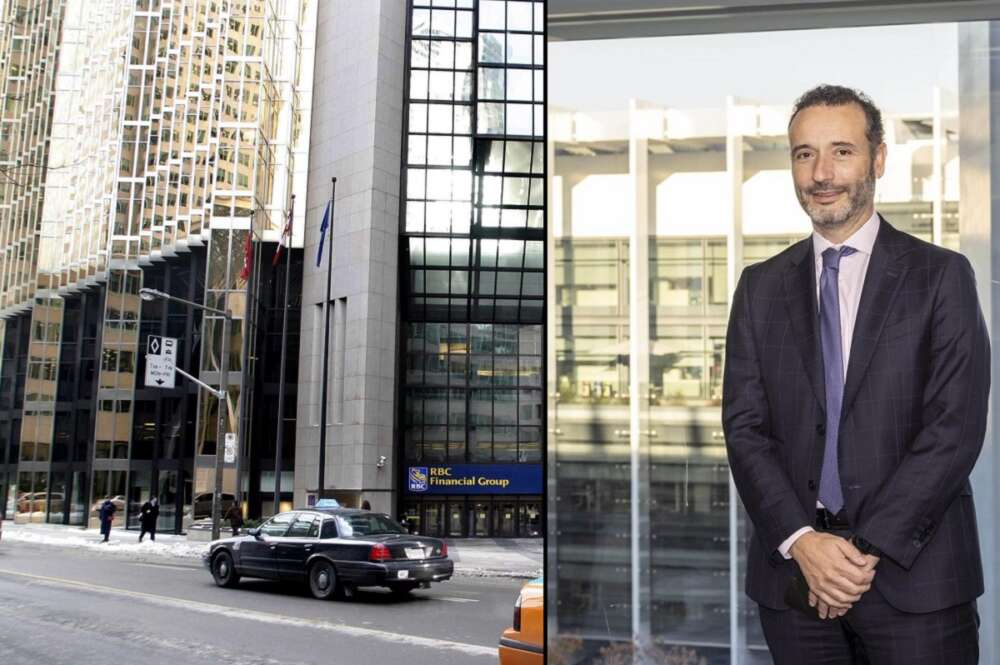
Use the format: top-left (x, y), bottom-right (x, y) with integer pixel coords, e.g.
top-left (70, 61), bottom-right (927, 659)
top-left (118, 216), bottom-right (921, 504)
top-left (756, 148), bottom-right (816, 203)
top-left (315, 200), bottom-right (331, 267)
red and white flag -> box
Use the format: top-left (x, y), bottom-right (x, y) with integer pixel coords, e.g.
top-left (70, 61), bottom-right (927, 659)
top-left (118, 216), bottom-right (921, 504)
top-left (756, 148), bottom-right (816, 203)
top-left (272, 204), bottom-right (293, 267)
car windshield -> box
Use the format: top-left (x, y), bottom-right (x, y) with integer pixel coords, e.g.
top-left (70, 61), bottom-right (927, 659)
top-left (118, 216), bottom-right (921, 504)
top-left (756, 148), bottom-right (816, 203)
top-left (334, 513), bottom-right (407, 537)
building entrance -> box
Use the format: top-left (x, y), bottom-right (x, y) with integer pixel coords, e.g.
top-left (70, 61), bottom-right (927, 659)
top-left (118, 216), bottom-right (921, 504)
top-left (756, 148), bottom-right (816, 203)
top-left (401, 496), bottom-right (542, 538)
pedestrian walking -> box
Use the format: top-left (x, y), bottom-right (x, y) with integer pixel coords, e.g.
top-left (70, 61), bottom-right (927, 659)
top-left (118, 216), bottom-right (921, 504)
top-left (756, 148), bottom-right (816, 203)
top-left (138, 496), bottom-right (159, 542)
top-left (225, 502), bottom-right (243, 537)
top-left (98, 497), bottom-right (116, 542)
top-left (361, 500), bottom-right (371, 511)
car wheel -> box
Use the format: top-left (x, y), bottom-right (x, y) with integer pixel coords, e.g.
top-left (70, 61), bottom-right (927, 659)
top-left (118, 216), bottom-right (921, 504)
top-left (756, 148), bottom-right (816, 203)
top-left (308, 560), bottom-right (339, 600)
top-left (390, 582), bottom-right (419, 598)
top-left (212, 551), bottom-right (240, 588)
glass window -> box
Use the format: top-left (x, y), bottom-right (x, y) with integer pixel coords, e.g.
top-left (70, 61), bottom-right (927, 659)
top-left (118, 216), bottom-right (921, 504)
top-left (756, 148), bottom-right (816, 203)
top-left (286, 514), bottom-right (320, 538)
top-left (479, 33), bottom-right (505, 64)
top-left (402, 1), bottom-right (547, 471)
top-left (335, 512), bottom-right (407, 537)
top-left (547, 13), bottom-right (987, 659)
top-left (505, 141), bottom-right (532, 173)
top-left (480, 1), bottom-right (505, 30)
top-left (506, 33), bottom-right (532, 65)
top-left (320, 519), bottom-right (338, 539)
top-left (260, 512), bottom-right (295, 537)
top-left (429, 39), bottom-right (454, 68)
top-left (479, 67), bottom-right (505, 100)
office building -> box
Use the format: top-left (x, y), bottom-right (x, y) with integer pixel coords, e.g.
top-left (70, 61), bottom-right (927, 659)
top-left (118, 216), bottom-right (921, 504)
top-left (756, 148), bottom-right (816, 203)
top-left (293, 0), bottom-right (545, 537)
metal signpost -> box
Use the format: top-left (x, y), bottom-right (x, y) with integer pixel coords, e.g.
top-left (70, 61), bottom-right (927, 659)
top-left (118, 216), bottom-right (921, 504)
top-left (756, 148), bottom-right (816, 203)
top-left (141, 288), bottom-right (232, 541)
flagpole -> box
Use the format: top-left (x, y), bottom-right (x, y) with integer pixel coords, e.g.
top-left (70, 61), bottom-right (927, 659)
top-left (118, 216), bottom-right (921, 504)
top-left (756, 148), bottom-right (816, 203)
top-left (318, 178), bottom-right (336, 498)
top-left (273, 195), bottom-right (294, 517)
top-left (235, 209), bottom-right (256, 516)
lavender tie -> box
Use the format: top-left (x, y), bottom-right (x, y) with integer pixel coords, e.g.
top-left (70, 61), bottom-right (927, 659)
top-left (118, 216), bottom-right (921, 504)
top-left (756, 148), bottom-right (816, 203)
top-left (818, 246), bottom-right (856, 515)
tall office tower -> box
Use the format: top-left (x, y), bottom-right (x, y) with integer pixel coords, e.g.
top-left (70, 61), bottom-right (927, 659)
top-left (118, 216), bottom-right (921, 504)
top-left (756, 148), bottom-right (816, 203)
top-left (0, 0), bottom-right (71, 527)
top-left (396, 0), bottom-right (546, 536)
top-left (0, 0), bottom-right (315, 532)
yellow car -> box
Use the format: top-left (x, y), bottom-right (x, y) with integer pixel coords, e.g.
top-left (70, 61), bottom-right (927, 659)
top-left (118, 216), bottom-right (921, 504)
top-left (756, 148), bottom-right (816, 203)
top-left (499, 577), bottom-right (543, 665)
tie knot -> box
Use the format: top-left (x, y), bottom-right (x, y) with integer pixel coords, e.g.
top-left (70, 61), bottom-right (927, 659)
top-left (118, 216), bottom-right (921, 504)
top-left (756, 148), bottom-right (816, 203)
top-left (822, 245), bottom-right (856, 270)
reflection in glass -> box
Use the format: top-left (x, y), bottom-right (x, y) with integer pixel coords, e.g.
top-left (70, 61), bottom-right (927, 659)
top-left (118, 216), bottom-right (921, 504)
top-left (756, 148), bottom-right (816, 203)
top-left (551, 17), bottom-right (974, 663)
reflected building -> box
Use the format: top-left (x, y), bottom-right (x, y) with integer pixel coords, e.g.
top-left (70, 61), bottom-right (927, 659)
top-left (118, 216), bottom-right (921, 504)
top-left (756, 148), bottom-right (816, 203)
top-left (549, 90), bottom-right (961, 661)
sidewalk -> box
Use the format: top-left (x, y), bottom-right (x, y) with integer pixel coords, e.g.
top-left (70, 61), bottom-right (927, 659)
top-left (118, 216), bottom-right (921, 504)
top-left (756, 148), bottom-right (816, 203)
top-left (1, 522), bottom-right (541, 579)
top-left (442, 537), bottom-right (542, 579)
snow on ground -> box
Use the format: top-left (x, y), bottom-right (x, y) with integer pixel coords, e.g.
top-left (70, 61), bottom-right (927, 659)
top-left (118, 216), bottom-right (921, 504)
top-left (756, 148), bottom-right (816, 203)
top-left (445, 540), bottom-right (542, 579)
top-left (1, 523), bottom-right (542, 578)
top-left (3, 523), bottom-right (209, 562)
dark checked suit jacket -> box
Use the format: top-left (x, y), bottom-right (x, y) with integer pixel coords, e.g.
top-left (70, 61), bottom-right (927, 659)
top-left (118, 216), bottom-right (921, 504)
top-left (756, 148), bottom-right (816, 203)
top-left (722, 217), bottom-right (989, 613)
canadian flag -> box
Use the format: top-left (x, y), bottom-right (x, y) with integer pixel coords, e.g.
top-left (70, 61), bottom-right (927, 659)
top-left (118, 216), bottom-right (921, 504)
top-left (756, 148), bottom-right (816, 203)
top-left (272, 204), bottom-right (293, 267)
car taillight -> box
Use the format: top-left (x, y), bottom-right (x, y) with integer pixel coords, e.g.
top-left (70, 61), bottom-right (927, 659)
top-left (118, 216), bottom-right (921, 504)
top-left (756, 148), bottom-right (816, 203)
top-left (512, 592), bottom-right (523, 632)
top-left (369, 543), bottom-right (392, 562)
top-left (441, 542), bottom-right (448, 557)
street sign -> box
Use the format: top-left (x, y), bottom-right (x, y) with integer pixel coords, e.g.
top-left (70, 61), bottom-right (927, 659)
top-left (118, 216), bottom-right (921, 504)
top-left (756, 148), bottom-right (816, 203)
top-left (144, 335), bottom-right (177, 389)
top-left (224, 432), bottom-right (236, 463)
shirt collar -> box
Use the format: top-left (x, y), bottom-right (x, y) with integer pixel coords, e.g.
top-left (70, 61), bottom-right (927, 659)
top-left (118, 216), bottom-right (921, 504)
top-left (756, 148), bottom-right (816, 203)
top-left (812, 210), bottom-right (880, 260)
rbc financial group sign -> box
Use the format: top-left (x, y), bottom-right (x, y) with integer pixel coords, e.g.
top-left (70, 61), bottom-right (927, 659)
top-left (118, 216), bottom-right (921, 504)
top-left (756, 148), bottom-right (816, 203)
top-left (406, 464), bottom-right (542, 495)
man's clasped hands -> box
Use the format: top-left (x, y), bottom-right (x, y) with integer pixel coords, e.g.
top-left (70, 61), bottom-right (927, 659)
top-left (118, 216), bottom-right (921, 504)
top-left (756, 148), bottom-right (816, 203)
top-left (790, 531), bottom-right (880, 619)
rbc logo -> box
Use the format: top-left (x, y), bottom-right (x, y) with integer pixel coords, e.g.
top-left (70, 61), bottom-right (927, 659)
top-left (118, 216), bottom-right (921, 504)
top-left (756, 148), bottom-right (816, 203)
top-left (408, 467), bottom-right (428, 492)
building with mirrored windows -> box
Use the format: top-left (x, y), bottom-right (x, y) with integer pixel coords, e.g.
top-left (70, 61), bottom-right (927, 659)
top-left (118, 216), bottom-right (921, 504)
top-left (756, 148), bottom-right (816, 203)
top-left (0, 0), bottom-right (547, 540)
top-left (548, 1), bottom-right (1000, 663)
top-left (290, 0), bottom-right (545, 539)
top-left (398, 0), bottom-right (546, 538)
top-left (0, 0), bottom-right (315, 532)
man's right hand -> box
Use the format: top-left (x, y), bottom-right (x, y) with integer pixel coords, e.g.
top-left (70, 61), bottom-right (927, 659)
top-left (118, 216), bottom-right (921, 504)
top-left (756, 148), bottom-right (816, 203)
top-left (789, 531), bottom-right (875, 613)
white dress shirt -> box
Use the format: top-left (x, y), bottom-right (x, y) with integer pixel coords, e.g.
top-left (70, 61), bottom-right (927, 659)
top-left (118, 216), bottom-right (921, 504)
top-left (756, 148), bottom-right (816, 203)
top-left (778, 211), bottom-right (880, 559)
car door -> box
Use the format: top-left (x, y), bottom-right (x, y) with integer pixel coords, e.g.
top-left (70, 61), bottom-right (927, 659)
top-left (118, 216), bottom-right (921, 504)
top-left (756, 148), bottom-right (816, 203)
top-left (314, 516), bottom-right (354, 562)
top-left (240, 512), bottom-right (294, 578)
top-left (275, 513), bottom-right (320, 580)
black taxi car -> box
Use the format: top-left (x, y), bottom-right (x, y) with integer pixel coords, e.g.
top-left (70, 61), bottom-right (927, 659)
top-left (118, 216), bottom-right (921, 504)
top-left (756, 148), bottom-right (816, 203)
top-left (205, 508), bottom-right (453, 599)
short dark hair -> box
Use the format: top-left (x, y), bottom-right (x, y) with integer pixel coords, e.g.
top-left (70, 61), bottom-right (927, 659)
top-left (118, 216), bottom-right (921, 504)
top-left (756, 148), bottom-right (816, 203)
top-left (789, 85), bottom-right (884, 155)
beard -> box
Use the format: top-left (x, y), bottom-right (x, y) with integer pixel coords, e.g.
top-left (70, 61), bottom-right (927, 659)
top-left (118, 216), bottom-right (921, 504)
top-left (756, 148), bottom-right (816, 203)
top-left (795, 164), bottom-right (876, 229)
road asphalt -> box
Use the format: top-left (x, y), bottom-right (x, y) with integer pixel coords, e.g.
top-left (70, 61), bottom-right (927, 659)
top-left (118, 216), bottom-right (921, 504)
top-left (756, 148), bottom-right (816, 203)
top-left (0, 539), bottom-right (524, 665)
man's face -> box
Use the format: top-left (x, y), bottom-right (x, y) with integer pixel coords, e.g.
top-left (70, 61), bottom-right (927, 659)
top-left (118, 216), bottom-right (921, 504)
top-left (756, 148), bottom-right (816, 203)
top-left (788, 103), bottom-right (886, 230)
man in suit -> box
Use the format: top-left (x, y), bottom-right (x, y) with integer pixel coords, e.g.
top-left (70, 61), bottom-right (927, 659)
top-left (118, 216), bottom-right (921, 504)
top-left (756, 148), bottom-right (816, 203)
top-left (723, 84), bottom-right (988, 664)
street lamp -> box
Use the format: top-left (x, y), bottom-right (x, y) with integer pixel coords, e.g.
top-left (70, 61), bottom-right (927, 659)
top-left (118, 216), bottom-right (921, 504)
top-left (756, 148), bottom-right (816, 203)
top-left (140, 287), bottom-right (232, 541)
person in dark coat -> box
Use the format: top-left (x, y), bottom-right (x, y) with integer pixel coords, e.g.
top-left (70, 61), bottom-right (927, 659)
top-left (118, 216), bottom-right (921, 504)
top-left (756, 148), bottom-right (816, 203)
top-left (98, 498), bottom-right (116, 542)
top-left (138, 497), bottom-right (159, 542)
top-left (224, 502), bottom-right (243, 537)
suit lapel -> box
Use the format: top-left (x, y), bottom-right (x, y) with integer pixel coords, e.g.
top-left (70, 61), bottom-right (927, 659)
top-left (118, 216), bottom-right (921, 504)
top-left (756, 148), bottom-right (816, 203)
top-left (783, 240), bottom-right (826, 414)
top-left (840, 219), bottom-right (907, 422)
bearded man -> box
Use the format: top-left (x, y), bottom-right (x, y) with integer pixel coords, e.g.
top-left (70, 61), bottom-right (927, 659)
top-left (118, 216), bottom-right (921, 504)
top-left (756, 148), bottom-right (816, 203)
top-left (723, 84), bottom-right (988, 664)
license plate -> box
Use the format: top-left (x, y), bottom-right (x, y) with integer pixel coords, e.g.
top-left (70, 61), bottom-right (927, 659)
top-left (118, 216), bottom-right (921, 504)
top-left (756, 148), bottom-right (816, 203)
top-left (405, 547), bottom-right (425, 559)
top-left (397, 570), bottom-right (409, 579)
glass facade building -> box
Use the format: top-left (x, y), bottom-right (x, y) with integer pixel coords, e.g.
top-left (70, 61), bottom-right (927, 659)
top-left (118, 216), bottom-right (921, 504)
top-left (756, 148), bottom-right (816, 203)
top-left (0, 0), bottom-right (315, 531)
top-left (546, 8), bottom-right (992, 664)
top-left (398, 0), bottom-right (545, 537)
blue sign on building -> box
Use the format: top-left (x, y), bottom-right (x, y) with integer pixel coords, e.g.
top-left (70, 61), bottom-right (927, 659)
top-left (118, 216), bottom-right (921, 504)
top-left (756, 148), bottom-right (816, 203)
top-left (405, 464), bottom-right (542, 495)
